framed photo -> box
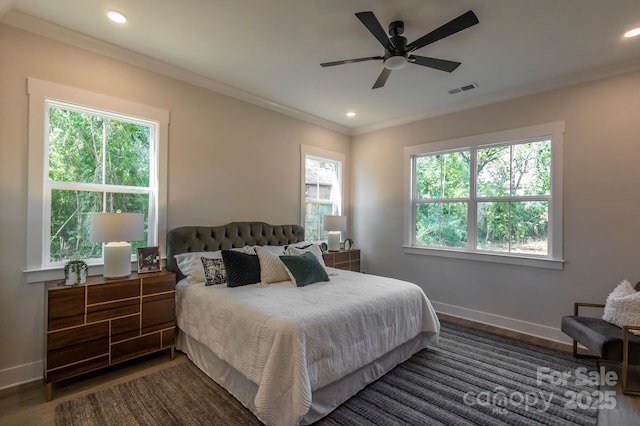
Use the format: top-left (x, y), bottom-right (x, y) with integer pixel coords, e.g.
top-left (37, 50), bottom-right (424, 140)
top-left (137, 246), bottom-right (160, 273)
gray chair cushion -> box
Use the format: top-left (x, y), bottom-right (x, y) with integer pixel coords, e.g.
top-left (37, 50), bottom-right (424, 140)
top-left (561, 315), bottom-right (640, 363)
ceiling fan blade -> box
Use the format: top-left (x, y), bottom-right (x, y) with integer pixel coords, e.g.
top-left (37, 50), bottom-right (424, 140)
top-left (406, 10), bottom-right (479, 52)
top-left (320, 56), bottom-right (383, 67)
top-left (410, 55), bottom-right (461, 72)
top-left (355, 11), bottom-right (395, 51)
top-left (372, 68), bottom-right (391, 89)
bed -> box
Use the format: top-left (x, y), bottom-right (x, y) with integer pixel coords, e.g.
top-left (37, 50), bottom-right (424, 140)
top-left (166, 222), bottom-right (440, 426)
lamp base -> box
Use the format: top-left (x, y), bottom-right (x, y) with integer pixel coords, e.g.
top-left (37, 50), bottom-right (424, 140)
top-left (327, 232), bottom-right (341, 252)
top-left (103, 242), bottom-right (133, 278)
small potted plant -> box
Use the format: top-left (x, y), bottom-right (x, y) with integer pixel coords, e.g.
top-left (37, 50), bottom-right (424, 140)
top-left (344, 238), bottom-right (354, 250)
top-left (64, 259), bottom-right (88, 285)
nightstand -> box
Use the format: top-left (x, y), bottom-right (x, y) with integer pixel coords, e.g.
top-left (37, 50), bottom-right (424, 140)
top-left (44, 269), bottom-right (176, 400)
top-left (322, 249), bottom-right (360, 272)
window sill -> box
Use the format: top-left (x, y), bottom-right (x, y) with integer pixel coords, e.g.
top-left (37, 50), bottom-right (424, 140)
top-left (403, 246), bottom-right (565, 270)
top-left (24, 262), bottom-right (137, 283)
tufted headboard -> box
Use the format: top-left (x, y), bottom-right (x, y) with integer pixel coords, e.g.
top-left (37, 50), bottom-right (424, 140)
top-left (166, 222), bottom-right (305, 281)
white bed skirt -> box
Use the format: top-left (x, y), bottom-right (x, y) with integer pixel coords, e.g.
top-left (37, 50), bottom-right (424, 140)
top-left (177, 329), bottom-right (433, 425)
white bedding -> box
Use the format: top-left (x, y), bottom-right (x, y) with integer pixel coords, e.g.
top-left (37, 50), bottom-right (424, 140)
top-left (176, 267), bottom-right (440, 426)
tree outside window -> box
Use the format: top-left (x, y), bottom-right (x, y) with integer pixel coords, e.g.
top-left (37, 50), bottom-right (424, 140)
top-left (46, 102), bottom-right (154, 264)
top-left (413, 138), bottom-right (553, 257)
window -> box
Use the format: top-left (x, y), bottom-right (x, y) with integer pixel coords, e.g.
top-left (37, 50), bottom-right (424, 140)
top-left (26, 78), bottom-right (169, 282)
top-left (404, 122), bottom-right (564, 269)
top-left (300, 145), bottom-right (344, 242)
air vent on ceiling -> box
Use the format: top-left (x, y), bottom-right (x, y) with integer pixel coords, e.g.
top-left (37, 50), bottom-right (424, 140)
top-left (448, 82), bottom-right (478, 95)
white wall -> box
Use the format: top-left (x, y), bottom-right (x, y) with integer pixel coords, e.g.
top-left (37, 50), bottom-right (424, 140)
top-left (351, 69), bottom-right (640, 342)
top-left (0, 24), bottom-right (350, 388)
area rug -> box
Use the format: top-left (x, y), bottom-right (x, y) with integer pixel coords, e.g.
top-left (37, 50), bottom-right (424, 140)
top-left (55, 321), bottom-right (600, 425)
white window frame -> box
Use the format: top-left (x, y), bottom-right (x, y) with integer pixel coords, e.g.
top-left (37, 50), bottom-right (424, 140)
top-left (404, 122), bottom-right (564, 270)
top-left (300, 145), bottom-right (345, 241)
top-left (25, 78), bottom-right (169, 282)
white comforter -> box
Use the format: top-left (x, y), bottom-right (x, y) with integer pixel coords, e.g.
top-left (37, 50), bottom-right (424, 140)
top-left (176, 268), bottom-right (440, 426)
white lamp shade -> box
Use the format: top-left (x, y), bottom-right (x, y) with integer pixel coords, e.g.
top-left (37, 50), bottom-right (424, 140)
top-left (322, 215), bottom-right (347, 232)
top-left (91, 212), bottom-right (144, 279)
top-left (91, 213), bottom-right (144, 243)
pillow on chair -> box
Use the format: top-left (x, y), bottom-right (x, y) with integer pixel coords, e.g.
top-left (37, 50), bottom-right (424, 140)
top-left (602, 280), bottom-right (640, 335)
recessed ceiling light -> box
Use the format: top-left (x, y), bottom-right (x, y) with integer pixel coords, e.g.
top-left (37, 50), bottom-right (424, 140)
top-left (346, 111), bottom-right (356, 117)
top-left (107, 10), bottom-right (127, 24)
top-left (624, 27), bottom-right (640, 38)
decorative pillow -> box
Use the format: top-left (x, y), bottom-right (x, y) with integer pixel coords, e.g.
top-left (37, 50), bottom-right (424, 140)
top-left (279, 251), bottom-right (330, 287)
top-left (221, 250), bottom-right (261, 287)
top-left (175, 251), bottom-right (222, 281)
top-left (201, 257), bottom-right (227, 286)
top-left (285, 244), bottom-right (326, 268)
top-left (254, 245), bottom-right (286, 255)
top-left (602, 280), bottom-right (640, 335)
top-left (255, 246), bottom-right (290, 284)
top-left (284, 241), bottom-right (313, 250)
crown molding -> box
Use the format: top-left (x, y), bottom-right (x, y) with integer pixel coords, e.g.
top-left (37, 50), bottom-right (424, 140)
top-left (1, 9), bottom-right (351, 135)
top-left (353, 56), bottom-right (640, 135)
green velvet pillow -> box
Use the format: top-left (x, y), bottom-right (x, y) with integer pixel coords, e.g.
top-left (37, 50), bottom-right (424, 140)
top-left (279, 251), bottom-right (330, 287)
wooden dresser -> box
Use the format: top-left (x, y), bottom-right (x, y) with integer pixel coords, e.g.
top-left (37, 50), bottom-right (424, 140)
top-left (44, 269), bottom-right (176, 400)
top-left (322, 249), bottom-right (361, 272)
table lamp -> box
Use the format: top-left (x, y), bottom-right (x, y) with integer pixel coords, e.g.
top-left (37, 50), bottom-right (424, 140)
top-left (91, 212), bottom-right (144, 278)
top-left (323, 215), bottom-right (347, 252)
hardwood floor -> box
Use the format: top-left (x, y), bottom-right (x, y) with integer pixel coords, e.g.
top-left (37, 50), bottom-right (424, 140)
top-left (0, 350), bottom-right (187, 426)
top-left (2, 317), bottom-right (639, 425)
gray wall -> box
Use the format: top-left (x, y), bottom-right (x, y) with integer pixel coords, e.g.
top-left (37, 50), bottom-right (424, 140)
top-left (0, 24), bottom-right (350, 388)
top-left (351, 69), bottom-right (640, 341)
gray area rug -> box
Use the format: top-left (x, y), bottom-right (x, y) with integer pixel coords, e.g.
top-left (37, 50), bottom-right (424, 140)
top-left (55, 322), bottom-right (599, 425)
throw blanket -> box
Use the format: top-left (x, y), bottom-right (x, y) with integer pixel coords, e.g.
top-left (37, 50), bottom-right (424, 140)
top-left (176, 268), bottom-right (440, 426)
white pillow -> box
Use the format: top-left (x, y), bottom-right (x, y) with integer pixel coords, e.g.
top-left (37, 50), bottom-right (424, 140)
top-left (255, 246), bottom-right (290, 284)
top-left (175, 251), bottom-right (222, 280)
top-left (285, 244), bottom-right (326, 268)
top-left (602, 280), bottom-right (640, 335)
top-left (254, 245), bottom-right (285, 255)
top-left (174, 246), bottom-right (255, 282)
top-left (286, 241), bottom-right (315, 249)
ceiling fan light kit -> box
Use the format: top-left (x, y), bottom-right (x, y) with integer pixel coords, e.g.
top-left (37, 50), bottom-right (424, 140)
top-left (321, 10), bottom-right (479, 89)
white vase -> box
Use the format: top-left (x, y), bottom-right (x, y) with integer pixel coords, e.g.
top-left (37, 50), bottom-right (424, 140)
top-left (65, 266), bottom-right (87, 285)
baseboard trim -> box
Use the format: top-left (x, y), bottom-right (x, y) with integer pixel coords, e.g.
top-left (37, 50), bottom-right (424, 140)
top-left (0, 360), bottom-right (42, 391)
top-left (0, 303), bottom-right (576, 391)
top-left (432, 300), bottom-right (572, 349)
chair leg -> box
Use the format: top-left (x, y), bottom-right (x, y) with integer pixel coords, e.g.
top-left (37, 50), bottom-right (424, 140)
top-left (622, 326), bottom-right (640, 396)
top-left (572, 339), bottom-right (578, 357)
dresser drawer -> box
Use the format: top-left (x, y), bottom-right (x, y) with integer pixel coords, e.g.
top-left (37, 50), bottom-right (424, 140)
top-left (47, 286), bottom-right (85, 331)
top-left (87, 298), bottom-right (140, 323)
top-left (87, 280), bottom-right (140, 304)
top-left (142, 274), bottom-right (175, 295)
top-left (47, 322), bottom-right (109, 351)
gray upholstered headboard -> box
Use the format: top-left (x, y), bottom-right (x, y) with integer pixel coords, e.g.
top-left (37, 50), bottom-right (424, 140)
top-left (166, 222), bottom-right (305, 281)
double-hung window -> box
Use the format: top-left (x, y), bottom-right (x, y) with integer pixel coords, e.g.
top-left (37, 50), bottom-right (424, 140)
top-left (405, 122), bottom-right (564, 269)
top-left (300, 145), bottom-right (344, 242)
top-left (25, 78), bottom-right (169, 282)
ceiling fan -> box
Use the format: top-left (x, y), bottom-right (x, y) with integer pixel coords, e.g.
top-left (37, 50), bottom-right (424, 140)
top-left (320, 10), bottom-right (479, 89)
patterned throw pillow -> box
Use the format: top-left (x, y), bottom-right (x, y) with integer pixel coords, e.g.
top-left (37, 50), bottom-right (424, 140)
top-left (201, 257), bottom-right (227, 286)
top-left (221, 250), bottom-right (261, 287)
top-left (255, 246), bottom-right (290, 284)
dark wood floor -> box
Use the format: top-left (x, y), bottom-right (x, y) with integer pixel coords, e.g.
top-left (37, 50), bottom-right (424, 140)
top-left (1, 316), bottom-right (639, 425)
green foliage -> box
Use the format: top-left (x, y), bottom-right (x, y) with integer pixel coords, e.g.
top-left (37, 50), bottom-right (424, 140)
top-left (305, 201), bottom-right (335, 241)
top-left (416, 203), bottom-right (467, 247)
top-left (48, 106), bottom-right (151, 262)
top-left (415, 151), bottom-right (469, 199)
top-left (414, 139), bottom-right (551, 255)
